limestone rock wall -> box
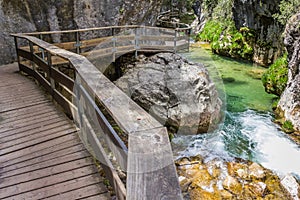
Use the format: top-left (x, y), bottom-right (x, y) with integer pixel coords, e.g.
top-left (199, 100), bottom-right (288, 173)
top-left (278, 11), bottom-right (300, 132)
top-left (0, 0), bottom-right (163, 65)
top-left (233, 0), bottom-right (284, 66)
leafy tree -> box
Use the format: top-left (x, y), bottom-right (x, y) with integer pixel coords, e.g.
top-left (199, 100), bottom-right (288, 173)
top-left (273, 0), bottom-right (300, 25)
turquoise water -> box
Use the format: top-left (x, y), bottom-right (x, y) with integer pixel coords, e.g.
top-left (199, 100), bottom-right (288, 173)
top-left (174, 47), bottom-right (300, 177)
top-left (183, 47), bottom-right (277, 112)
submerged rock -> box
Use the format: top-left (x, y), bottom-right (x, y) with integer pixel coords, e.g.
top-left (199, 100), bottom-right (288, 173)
top-left (115, 53), bottom-right (222, 135)
top-left (278, 11), bottom-right (300, 132)
top-left (176, 155), bottom-right (293, 200)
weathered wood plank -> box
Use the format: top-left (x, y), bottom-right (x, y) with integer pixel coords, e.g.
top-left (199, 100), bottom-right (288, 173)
top-left (0, 121), bottom-right (70, 144)
top-left (127, 127), bottom-right (183, 200)
top-left (44, 184), bottom-right (109, 200)
top-left (0, 157), bottom-right (94, 188)
top-left (0, 128), bottom-right (77, 156)
top-left (2, 149), bottom-right (89, 178)
top-left (0, 113), bottom-right (64, 135)
top-left (140, 35), bottom-right (175, 41)
top-left (0, 103), bottom-right (55, 122)
top-left (5, 173), bottom-right (105, 200)
top-left (0, 110), bottom-right (63, 132)
top-left (1, 138), bottom-right (81, 167)
top-left (51, 67), bottom-right (74, 90)
top-left (0, 63), bottom-right (109, 200)
top-left (0, 165), bottom-right (97, 199)
top-left (82, 114), bottom-right (126, 200)
top-left (82, 194), bottom-right (112, 200)
top-left (0, 98), bottom-right (49, 113)
top-left (0, 124), bottom-right (75, 149)
top-left (1, 143), bottom-right (84, 173)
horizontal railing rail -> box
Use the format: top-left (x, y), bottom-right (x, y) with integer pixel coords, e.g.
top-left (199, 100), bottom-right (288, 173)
top-left (12, 25), bottom-right (188, 200)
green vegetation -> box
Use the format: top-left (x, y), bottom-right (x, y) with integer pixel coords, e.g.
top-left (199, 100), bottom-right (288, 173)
top-left (272, 98), bottom-right (280, 110)
top-left (273, 0), bottom-right (300, 25)
top-left (282, 120), bottom-right (294, 133)
top-left (196, 20), bottom-right (255, 60)
top-left (261, 54), bottom-right (288, 96)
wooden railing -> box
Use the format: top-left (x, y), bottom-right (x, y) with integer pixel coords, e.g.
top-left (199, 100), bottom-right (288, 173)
top-left (12, 25), bottom-right (190, 200)
top-left (156, 10), bottom-right (191, 30)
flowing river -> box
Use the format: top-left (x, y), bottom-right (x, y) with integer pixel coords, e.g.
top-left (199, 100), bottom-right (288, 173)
top-left (174, 46), bottom-right (300, 178)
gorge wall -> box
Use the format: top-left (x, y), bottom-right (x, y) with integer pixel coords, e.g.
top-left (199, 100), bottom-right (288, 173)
top-left (233, 0), bottom-right (284, 66)
top-left (278, 11), bottom-right (300, 132)
top-left (0, 0), bottom-right (163, 65)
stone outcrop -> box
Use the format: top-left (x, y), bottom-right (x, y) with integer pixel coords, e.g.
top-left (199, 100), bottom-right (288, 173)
top-left (278, 11), bottom-right (300, 132)
top-left (0, 0), bottom-right (163, 65)
top-left (115, 53), bottom-right (222, 135)
top-left (233, 0), bottom-right (284, 66)
top-left (176, 155), bottom-right (294, 200)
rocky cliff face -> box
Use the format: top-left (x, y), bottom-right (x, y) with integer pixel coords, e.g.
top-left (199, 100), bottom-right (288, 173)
top-left (0, 0), bottom-right (163, 65)
top-left (233, 0), bottom-right (284, 66)
top-left (278, 11), bottom-right (300, 132)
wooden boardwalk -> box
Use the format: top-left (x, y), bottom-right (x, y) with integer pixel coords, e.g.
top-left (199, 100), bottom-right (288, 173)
top-left (0, 63), bottom-right (111, 200)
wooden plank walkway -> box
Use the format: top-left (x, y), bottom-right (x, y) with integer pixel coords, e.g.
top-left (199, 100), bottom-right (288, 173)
top-left (0, 63), bottom-right (111, 200)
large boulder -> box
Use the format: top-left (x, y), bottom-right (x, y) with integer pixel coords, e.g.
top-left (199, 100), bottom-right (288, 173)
top-left (115, 53), bottom-right (222, 135)
top-left (278, 12), bottom-right (300, 132)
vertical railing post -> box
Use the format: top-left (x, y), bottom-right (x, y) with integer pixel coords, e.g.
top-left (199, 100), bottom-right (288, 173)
top-left (29, 41), bottom-right (36, 71)
top-left (14, 36), bottom-right (21, 70)
top-left (112, 27), bottom-right (116, 62)
top-left (47, 51), bottom-right (55, 94)
top-left (174, 29), bottom-right (177, 53)
top-left (134, 27), bottom-right (139, 58)
top-left (39, 34), bottom-right (45, 60)
top-left (75, 31), bottom-right (81, 54)
top-left (187, 29), bottom-right (191, 52)
top-left (74, 77), bottom-right (87, 145)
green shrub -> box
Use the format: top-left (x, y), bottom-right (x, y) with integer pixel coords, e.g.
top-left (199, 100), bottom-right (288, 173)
top-left (196, 20), bottom-right (255, 60)
top-left (261, 54), bottom-right (288, 96)
top-left (282, 120), bottom-right (294, 133)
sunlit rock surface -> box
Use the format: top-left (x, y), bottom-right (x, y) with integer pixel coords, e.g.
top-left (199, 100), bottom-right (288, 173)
top-left (278, 11), bottom-right (300, 132)
top-left (176, 155), bottom-right (295, 200)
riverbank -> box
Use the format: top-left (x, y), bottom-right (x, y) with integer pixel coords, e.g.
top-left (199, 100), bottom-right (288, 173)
top-left (174, 45), bottom-right (300, 199)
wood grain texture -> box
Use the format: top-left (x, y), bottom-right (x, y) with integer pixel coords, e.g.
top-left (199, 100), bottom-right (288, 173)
top-left (0, 63), bottom-right (110, 200)
top-left (127, 127), bottom-right (183, 200)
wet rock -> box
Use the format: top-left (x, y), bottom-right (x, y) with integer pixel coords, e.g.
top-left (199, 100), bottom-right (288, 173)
top-left (220, 189), bottom-right (233, 199)
top-left (281, 174), bottom-right (300, 200)
top-left (248, 181), bottom-right (267, 197)
top-left (222, 175), bottom-right (242, 195)
top-left (115, 53), bottom-right (222, 135)
top-left (191, 169), bottom-right (213, 188)
top-left (176, 156), bottom-right (292, 200)
top-left (189, 186), bottom-right (221, 200)
top-left (249, 163), bottom-right (265, 180)
top-left (178, 176), bottom-right (192, 193)
top-left (227, 162), bottom-right (249, 179)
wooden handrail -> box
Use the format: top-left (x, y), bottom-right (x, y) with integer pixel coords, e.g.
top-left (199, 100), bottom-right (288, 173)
top-left (12, 25), bottom-right (188, 199)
